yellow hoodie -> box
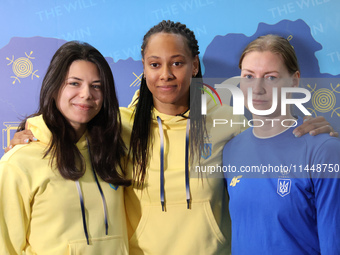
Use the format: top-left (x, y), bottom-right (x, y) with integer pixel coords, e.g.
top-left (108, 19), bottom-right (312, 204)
top-left (120, 91), bottom-right (246, 255)
top-left (0, 115), bottom-right (128, 255)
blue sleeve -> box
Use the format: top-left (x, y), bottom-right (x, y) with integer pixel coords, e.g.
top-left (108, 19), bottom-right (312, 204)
top-left (311, 138), bottom-right (340, 254)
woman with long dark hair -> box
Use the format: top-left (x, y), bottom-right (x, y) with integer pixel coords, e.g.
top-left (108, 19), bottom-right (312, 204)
top-left (119, 20), bottom-right (238, 254)
top-left (0, 41), bottom-right (130, 254)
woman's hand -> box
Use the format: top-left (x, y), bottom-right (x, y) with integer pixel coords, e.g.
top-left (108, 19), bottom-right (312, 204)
top-left (4, 130), bottom-right (37, 153)
top-left (293, 116), bottom-right (338, 138)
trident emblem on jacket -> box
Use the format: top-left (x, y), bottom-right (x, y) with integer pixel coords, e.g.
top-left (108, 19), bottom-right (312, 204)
top-left (277, 179), bottom-right (291, 197)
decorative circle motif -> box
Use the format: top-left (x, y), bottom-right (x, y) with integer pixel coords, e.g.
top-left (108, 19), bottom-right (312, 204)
top-left (312, 88), bottom-right (336, 113)
top-left (12, 57), bottom-right (33, 78)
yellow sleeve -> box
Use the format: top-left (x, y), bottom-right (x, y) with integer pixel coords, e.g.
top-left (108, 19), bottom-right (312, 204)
top-left (0, 161), bottom-right (31, 255)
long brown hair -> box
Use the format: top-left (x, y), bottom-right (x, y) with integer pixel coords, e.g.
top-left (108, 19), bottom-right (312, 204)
top-left (20, 41), bottom-right (130, 186)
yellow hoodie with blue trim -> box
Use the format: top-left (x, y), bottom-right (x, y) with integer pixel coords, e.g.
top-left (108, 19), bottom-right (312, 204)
top-left (0, 115), bottom-right (128, 255)
top-left (120, 91), bottom-right (246, 255)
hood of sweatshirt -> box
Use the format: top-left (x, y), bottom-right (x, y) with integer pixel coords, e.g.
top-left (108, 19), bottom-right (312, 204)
top-left (26, 115), bottom-right (87, 150)
top-left (128, 89), bottom-right (193, 127)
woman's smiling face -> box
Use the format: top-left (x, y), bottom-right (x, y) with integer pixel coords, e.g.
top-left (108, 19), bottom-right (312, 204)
top-left (56, 60), bottom-right (102, 136)
top-left (142, 32), bottom-right (199, 114)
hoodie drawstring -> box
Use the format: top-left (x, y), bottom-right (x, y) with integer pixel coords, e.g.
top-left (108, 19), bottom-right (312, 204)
top-left (157, 116), bottom-right (191, 211)
top-left (75, 137), bottom-right (109, 245)
top-left (75, 180), bottom-right (89, 244)
top-left (185, 118), bottom-right (190, 209)
top-left (157, 116), bottom-right (166, 211)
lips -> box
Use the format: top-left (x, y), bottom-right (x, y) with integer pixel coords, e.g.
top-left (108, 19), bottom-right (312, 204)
top-left (252, 99), bottom-right (268, 105)
top-left (73, 103), bottom-right (93, 111)
top-left (157, 85), bottom-right (177, 91)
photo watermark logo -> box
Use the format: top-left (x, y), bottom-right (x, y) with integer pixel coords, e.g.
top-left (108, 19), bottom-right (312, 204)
top-left (199, 77), bottom-right (312, 128)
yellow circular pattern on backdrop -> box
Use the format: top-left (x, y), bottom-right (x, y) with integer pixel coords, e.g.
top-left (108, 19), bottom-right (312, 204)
top-left (312, 88), bottom-right (336, 113)
top-left (12, 57), bottom-right (33, 78)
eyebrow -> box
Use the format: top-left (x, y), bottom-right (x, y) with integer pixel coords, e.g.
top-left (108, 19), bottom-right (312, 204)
top-left (241, 69), bottom-right (280, 74)
top-left (66, 77), bottom-right (101, 83)
top-left (146, 54), bottom-right (185, 60)
top-left (67, 77), bottom-right (82, 81)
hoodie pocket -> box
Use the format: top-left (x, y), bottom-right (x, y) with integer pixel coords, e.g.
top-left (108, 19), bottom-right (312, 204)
top-left (129, 201), bottom-right (228, 255)
top-left (68, 235), bottom-right (128, 255)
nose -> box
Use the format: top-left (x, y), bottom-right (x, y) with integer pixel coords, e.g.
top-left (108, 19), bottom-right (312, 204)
top-left (252, 78), bottom-right (265, 94)
top-left (79, 84), bottom-right (92, 99)
top-left (160, 65), bottom-right (174, 80)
